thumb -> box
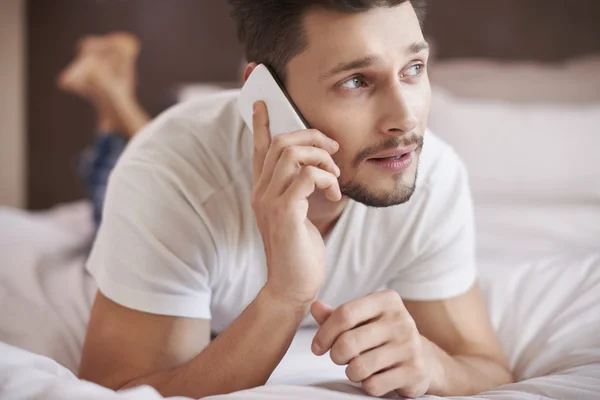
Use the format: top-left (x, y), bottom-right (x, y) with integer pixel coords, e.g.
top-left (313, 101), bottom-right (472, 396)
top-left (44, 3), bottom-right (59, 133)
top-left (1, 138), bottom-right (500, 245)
top-left (311, 300), bottom-right (334, 325)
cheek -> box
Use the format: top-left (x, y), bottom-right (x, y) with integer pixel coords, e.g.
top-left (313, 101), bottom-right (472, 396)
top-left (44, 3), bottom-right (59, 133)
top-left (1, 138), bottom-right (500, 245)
top-left (325, 118), bottom-right (370, 174)
top-left (302, 99), bottom-right (371, 170)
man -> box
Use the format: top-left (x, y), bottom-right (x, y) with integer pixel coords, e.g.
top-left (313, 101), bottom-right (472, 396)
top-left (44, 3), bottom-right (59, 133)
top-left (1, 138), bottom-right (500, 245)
top-left (79, 1), bottom-right (513, 398)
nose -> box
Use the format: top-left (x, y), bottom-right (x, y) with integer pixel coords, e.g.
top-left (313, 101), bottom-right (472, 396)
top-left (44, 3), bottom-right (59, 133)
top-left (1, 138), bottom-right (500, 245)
top-left (377, 83), bottom-right (419, 137)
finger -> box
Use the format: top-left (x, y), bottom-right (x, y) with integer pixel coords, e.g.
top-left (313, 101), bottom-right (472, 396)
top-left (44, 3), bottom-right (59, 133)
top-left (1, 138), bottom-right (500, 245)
top-left (266, 146), bottom-right (340, 197)
top-left (345, 343), bottom-right (409, 383)
top-left (252, 101), bottom-right (271, 185)
top-left (363, 365), bottom-right (428, 399)
top-left (283, 166), bottom-right (341, 203)
top-left (362, 366), bottom-right (403, 398)
top-left (257, 130), bottom-right (339, 194)
top-left (329, 321), bottom-right (392, 365)
top-left (312, 291), bottom-right (395, 355)
top-left (311, 301), bottom-right (334, 326)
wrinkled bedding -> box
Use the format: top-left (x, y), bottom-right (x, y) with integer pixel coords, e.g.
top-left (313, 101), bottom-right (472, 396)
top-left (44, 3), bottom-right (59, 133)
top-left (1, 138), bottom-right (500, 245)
top-left (1, 202), bottom-right (599, 399)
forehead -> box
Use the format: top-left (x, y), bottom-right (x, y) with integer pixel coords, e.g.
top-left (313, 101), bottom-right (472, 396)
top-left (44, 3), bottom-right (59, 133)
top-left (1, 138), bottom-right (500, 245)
top-left (298, 3), bottom-right (424, 70)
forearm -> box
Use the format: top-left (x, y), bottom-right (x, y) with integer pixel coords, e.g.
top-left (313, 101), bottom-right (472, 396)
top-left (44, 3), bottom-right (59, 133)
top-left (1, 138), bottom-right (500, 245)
top-left (426, 338), bottom-right (513, 396)
top-left (121, 287), bottom-right (307, 398)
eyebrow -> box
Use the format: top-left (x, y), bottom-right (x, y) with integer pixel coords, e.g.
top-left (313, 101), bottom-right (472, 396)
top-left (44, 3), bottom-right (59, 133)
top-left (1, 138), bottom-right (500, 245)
top-left (319, 56), bottom-right (380, 81)
top-left (406, 40), bottom-right (429, 56)
top-left (319, 40), bottom-right (430, 81)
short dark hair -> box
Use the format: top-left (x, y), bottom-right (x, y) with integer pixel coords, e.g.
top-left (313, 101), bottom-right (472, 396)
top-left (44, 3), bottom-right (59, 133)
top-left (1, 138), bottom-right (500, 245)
top-left (229, 0), bottom-right (427, 81)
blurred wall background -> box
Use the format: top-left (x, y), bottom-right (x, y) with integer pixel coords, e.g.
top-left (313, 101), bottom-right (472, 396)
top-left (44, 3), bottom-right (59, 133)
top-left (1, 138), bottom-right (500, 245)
top-left (0, 0), bottom-right (598, 209)
top-left (26, 0), bottom-right (243, 210)
top-left (0, 0), bottom-right (26, 208)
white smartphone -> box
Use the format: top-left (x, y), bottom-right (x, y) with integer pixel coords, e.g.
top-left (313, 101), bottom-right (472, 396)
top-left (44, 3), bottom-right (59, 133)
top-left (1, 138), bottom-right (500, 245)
top-left (237, 64), bottom-right (309, 137)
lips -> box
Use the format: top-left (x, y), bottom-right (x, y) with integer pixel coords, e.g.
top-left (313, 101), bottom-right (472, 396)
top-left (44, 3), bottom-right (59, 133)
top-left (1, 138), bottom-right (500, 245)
top-left (368, 144), bottom-right (419, 161)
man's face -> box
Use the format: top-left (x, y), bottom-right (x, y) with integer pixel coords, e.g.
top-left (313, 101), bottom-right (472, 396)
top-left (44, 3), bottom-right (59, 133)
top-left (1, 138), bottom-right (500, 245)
top-left (285, 3), bottom-right (431, 207)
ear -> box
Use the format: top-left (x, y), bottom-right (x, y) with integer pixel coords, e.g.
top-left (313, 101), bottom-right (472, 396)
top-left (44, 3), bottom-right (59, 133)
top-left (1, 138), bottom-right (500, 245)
top-left (243, 62), bottom-right (259, 83)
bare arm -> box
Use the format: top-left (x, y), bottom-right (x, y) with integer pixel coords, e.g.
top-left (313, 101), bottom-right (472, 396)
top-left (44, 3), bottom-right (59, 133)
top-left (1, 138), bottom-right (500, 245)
top-left (79, 288), bottom-right (306, 398)
top-left (405, 283), bottom-right (513, 396)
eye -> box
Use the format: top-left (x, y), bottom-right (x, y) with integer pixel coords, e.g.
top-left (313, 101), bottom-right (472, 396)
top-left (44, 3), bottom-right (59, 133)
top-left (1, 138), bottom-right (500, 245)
top-left (402, 63), bottom-right (425, 78)
top-left (340, 76), bottom-right (366, 89)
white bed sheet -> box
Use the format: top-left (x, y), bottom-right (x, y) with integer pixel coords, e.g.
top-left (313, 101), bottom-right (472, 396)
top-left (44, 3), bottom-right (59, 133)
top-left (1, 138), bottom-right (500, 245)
top-left (1, 202), bottom-right (599, 399)
top-left (0, 201), bottom-right (96, 372)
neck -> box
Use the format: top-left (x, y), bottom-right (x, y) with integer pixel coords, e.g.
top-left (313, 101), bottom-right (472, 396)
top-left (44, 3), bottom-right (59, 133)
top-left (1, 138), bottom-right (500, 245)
top-left (307, 191), bottom-right (350, 238)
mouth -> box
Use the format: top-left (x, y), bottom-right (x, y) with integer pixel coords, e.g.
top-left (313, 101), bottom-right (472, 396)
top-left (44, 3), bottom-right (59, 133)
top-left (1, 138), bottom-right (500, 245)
top-left (365, 144), bottom-right (419, 172)
top-left (367, 144), bottom-right (418, 162)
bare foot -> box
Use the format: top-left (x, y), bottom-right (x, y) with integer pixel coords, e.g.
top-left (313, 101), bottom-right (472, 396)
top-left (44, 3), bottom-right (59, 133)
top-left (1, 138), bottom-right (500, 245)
top-left (57, 48), bottom-right (123, 132)
top-left (57, 32), bottom-right (148, 136)
top-left (77, 35), bottom-right (104, 54)
top-left (58, 32), bottom-right (140, 98)
top-left (88, 33), bottom-right (149, 137)
top-left (57, 51), bottom-right (104, 98)
top-left (95, 32), bottom-right (141, 97)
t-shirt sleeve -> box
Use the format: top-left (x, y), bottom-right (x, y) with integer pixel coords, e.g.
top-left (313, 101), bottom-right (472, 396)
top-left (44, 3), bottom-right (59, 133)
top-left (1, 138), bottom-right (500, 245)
top-left (388, 150), bottom-right (477, 301)
top-left (86, 157), bottom-right (217, 320)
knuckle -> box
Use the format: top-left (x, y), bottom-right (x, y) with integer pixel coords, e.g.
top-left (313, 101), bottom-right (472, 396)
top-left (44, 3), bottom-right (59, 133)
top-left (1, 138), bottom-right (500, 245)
top-left (408, 334), bottom-right (421, 354)
top-left (282, 146), bottom-right (298, 161)
top-left (271, 201), bottom-right (288, 218)
top-left (302, 165), bottom-right (319, 180)
top-left (337, 333), bottom-right (356, 359)
top-left (411, 356), bottom-right (427, 377)
top-left (347, 358), bottom-right (367, 382)
top-left (310, 129), bottom-right (329, 144)
top-left (336, 305), bottom-right (354, 327)
top-left (280, 196), bottom-right (296, 210)
top-left (271, 134), bottom-right (286, 149)
top-left (384, 289), bottom-right (402, 304)
top-left (308, 128), bottom-right (323, 138)
top-left (362, 378), bottom-right (381, 397)
top-left (398, 314), bottom-right (417, 332)
top-left (316, 147), bottom-right (330, 158)
top-left (401, 386), bottom-right (425, 399)
top-left (330, 346), bottom-right (346, 365)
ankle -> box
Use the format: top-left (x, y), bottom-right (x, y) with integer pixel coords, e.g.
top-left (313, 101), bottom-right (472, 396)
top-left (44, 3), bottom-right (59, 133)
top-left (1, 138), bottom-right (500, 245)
top-left (97, 116), bottom-right (122, 134)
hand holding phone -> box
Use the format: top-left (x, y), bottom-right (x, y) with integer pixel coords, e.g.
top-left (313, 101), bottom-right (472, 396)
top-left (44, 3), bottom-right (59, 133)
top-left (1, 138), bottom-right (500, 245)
top-left (243, 68), bottom-right (341, 307)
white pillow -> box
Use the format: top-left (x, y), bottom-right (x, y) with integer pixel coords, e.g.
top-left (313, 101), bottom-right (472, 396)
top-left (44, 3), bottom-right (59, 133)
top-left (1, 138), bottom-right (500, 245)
top-left (428, 88), bottom-right (600, 257)
top-left (428, 55), bottom-right (600, 103)
top-left (429, 87), bottom-right (600, 203)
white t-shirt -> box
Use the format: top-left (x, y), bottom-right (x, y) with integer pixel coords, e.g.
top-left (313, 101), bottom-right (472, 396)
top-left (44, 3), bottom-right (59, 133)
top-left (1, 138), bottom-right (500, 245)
top-left (86, 90), bottom-right (476, 333)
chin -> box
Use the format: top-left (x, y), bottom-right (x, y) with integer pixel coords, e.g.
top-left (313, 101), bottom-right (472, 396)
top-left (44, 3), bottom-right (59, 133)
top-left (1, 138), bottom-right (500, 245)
top-left (340, 173), bottom-right (417, 208)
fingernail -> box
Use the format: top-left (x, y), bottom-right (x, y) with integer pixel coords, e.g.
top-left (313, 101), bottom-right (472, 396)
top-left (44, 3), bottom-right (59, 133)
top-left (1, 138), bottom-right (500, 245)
top-left (331, 140), bottom-right (339, 149)
top-left (253, 102), bottom-right (258, 114)
top-left (312, 342), bottom-right (322, 354)
top-left (335, 165), bottom-right (341, 177)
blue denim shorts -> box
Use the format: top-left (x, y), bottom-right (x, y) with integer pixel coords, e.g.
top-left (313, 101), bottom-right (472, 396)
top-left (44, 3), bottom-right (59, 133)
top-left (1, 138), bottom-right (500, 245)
top-left (77, 133), bottom-right (127, 228)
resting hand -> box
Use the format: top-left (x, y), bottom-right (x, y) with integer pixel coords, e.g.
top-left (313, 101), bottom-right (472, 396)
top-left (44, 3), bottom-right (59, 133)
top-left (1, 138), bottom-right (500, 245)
top-left (311, 290), bottom-right (439, 398)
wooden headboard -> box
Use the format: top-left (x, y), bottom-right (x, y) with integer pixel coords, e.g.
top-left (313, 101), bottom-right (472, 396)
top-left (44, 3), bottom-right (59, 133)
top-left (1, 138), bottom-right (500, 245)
top-left (423, 0), bottom-right (600, 61)
top-left (26, 0), bottom-right (600, 209)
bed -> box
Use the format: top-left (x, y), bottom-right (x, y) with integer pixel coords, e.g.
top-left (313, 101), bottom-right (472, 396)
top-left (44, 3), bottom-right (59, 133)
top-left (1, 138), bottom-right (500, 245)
top-left (1, 204), bottom-right (600, 400)
top-left (1, 51), bottom-right (599, 399)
